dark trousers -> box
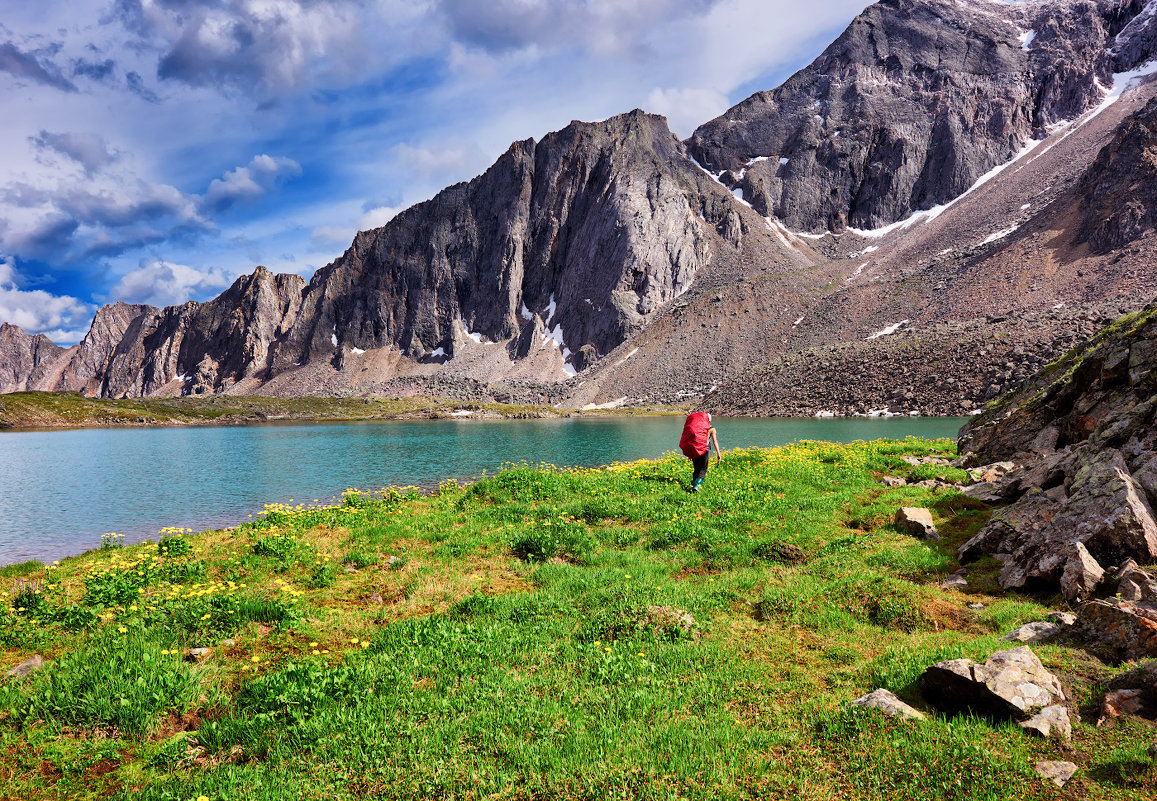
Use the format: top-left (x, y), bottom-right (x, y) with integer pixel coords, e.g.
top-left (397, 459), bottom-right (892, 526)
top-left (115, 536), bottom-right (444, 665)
top-left (691, 453), bottom-right (709, 483)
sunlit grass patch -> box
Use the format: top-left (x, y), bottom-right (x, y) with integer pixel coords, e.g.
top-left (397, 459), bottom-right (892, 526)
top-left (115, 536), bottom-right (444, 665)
top-left (6, 436), bottom-right (1133, 800)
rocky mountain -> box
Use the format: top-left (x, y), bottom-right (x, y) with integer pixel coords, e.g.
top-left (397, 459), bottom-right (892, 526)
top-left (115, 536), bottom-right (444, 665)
top-left (0, 323), bottom-right (62, 394)
top-left (3, 0), bottom-right (1157, 411)
top-left (1077, 93), bottom-right (1157, 252)
top-left (688, 0), bottom-right (1150, 233)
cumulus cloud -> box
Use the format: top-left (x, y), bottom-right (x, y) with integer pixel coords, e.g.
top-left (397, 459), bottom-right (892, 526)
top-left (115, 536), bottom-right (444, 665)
top-left (113, 0), bottom-right (418, 95)
top-left (0, 256), bottom-right (95, 343)
top-left (1, 172), bottom-right (209, 263)
top-left (645, 87), bottom-right (731, 137)
top-left (201, 154), bottom-right (302, 212)
top-left (32, 130), bottom-right (118, 175)
top-left (108, 259), bottom-right (233, 307)
top-left (0, 41), bottom-right (78, 92)
top-left (437, 0), bottom-right (717, 56)
top-left (1, 151), bottom-right (299, 265)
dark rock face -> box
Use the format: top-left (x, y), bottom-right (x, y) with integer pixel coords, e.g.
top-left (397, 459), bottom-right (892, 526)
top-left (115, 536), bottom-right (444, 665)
top-left (958, 300), bottom-right (1157, 599)
top-left (1078, 96), bottom-right (1157, 253)
top-left (687, 0), bottom-right (1149, 233)
top-left (1076, 597), bottom-right (1157, 662)
top-left (1, 112), bottom-right (751, 398)
top-left (268, 111), bottom-right (724, 374)
top-left (0, 323), bottom-right (63, 393)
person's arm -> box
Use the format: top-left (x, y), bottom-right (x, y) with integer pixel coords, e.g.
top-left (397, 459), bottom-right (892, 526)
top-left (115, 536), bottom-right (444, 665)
top-left (709, 427), bottom-right (722, 462)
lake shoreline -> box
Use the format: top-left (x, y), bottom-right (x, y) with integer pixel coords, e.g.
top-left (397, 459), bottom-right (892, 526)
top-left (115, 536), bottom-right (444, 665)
top-left (0, 390), bottom-right (691, 432)
top-left (0, 415), bottom-right (969, 568)
top-left (0, 390), bottom-right (974, 433)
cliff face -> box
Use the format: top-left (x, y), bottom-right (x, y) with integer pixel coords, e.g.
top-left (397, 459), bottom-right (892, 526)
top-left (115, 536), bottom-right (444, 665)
top-left (1078, 95), bottom-right (1157, 252)
top-left (0, 323), bottom-right (63, 394)
top-left (266, 111), bottom-right (732, 376)
top-left (687, 0), bottom-right (1150, 233)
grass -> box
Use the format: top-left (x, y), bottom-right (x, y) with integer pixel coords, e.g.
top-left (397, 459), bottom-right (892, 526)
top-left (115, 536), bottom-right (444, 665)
top-left (1, 438), bottom-right (1152, 800)
top-left (0, 391), bottom-right (688, 431)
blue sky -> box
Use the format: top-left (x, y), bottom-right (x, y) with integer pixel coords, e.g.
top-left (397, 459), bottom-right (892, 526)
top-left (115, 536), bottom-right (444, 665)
top-left (0, 0), bottom-right (872, 344)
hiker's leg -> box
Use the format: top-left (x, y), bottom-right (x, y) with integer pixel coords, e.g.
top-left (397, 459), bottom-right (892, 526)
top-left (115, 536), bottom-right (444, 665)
top-left (691, 454), bottom-right (709, 490)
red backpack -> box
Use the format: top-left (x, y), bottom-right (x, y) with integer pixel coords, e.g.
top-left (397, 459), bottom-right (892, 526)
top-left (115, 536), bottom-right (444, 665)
top-left (679, 412), bottom-right (712, 458)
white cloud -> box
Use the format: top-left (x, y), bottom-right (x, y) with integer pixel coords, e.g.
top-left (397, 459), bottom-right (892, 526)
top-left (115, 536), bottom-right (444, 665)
top-left (108, 259), bottom-right (234, 307)
top-left (202, 154), bottom-right (302, 212)
top-left (117, 0), bottom-right (431, 95)
top-left (437, 0), bottom-right (716, 57)
top-left (645, 87), bottom-right (731, 137)
top-left (31, 130), bottom-right (118, 175)
top-left (0, 256), bottom-right (95, 344)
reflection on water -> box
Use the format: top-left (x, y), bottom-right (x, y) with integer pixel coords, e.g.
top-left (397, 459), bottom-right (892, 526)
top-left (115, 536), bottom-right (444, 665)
top-left (0, 415), bottom-right (966, 565)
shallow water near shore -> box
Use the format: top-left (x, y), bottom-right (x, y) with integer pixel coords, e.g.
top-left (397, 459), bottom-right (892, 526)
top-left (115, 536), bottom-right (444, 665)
top-left (0, 415), bottom-right (966, 565)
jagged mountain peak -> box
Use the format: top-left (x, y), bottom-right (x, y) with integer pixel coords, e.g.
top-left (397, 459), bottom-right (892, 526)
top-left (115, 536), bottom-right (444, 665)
top-left (687, 0), bottom-right (1152, 234)
top-left (4, 0), bottom-right (1157, 409)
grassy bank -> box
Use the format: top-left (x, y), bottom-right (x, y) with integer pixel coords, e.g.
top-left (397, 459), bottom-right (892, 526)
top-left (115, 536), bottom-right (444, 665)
top-left (1, 440), bottom-right (1151, 800)
top-left (0, 391), bottom-right (685, 431)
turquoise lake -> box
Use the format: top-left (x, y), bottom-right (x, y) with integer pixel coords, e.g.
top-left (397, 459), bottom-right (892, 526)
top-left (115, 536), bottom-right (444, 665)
top-left (0, 415), bottom-right (967, 565)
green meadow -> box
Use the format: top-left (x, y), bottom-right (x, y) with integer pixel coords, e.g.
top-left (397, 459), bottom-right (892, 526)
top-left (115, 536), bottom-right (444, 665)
top-left (1, 439), bottom-right (1152, 800)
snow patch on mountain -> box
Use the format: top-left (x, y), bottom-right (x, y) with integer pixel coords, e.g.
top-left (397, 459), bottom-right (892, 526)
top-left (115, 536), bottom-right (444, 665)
top-left (867, 320), bottom-right (909, 340)
top-left (849, 138), bottom-right (1039, 238)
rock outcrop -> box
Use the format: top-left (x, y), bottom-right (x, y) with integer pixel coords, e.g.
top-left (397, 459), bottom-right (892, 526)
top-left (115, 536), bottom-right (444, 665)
top-left (688, 0), bottom-right (1153, 233)
top-left (919, 645), bottom-right (1065, 720)
top-left (0, 323), bottom-right (62, 394)
top-left (1078, 94), bottom-right (1157, 253)
top-left (957, 300), bottom-right (1157, 599)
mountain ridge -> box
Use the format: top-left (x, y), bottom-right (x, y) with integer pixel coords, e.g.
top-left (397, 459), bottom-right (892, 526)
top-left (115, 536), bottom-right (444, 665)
top-left (4, 0), bottom-right (1157, 412)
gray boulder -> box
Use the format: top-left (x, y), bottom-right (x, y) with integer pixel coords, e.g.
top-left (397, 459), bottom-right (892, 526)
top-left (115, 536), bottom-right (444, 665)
top-left (1116, 563), bottom-right (1157, 603)
top-left (1034, 761), bottom-right (1078, 788)
top-left (895, 507), bottom-right (939, 541)
top-left (849, 688), bottom-right (925, 721)
top-left (919, 646), bottom-right (1064, 720)
top-left (940, 570), bottom-right (968, 591)
top-left (1002, 621), bottom-right (1061, 644)
top-left (1019, 704), bottom-right (1072, 741)
top-left (5, 654), bottom-right (44, 680)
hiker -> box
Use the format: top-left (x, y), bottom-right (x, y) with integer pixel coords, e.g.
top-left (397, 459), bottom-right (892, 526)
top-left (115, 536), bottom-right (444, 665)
top-left (679, 411), bottom-right (722, 492)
